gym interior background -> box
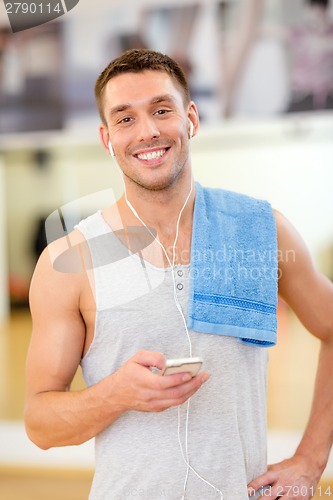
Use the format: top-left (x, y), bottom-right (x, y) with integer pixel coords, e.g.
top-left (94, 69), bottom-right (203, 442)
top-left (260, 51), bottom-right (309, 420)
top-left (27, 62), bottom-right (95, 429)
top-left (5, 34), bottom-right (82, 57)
top-left (0, 0), bottom-right (333, 498)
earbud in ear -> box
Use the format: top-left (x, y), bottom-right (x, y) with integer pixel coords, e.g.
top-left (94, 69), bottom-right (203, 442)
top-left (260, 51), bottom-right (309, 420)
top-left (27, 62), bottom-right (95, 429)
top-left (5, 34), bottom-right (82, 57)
top-left (189, 121), bottom-right (194, 139)
top-left (108, 140), bottom-right (115, 157)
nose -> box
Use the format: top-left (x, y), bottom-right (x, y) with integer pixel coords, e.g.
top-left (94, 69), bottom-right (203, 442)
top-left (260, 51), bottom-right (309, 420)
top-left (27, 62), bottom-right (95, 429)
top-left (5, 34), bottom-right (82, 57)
top-left (136, 116), bottom-right (160, 142)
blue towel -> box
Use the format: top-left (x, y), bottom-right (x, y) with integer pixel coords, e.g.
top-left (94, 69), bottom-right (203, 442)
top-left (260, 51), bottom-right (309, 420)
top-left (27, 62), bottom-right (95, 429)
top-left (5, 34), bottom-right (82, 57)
top-left (187, 183), bottom-right (278, 347)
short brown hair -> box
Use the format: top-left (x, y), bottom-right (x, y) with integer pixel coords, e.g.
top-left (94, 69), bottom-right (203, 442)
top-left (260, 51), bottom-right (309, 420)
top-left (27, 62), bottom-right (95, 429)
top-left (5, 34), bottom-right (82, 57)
top-left (94, 49), bottom-right (191, 124)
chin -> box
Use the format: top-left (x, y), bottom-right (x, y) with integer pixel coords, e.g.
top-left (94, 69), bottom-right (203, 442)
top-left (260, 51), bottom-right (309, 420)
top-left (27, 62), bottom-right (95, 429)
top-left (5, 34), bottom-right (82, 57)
top-left (128, 169), bottom-right (182, 192)
top-left (138, 174), bottom-right (182, 192)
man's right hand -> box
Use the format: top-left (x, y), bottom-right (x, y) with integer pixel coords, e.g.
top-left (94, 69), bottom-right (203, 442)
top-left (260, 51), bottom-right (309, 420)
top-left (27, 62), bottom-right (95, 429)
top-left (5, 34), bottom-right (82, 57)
top-left (108, 350), bottom-right (210, 413)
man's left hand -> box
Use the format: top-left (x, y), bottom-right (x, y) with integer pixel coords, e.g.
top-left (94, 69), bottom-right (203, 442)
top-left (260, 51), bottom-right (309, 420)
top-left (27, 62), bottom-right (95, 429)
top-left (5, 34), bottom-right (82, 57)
top-left (247, 454), bottom-right (322, 499)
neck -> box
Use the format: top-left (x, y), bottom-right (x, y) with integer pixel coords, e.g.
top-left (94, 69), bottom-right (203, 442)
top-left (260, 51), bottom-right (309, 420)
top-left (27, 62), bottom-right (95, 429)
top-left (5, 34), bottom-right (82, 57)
top-left (118, 173), bottom-right (195, 235)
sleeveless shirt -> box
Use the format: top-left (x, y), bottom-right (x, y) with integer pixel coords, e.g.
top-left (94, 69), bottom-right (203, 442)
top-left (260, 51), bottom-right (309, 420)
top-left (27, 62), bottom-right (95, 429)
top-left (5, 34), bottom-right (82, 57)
top-left (77, 211), bottom-right (268, 500)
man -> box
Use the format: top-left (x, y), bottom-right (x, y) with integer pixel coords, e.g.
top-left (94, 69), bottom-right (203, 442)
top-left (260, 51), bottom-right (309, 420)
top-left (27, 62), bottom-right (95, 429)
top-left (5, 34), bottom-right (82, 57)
top-left (25, 49), bottom-right (333, 499)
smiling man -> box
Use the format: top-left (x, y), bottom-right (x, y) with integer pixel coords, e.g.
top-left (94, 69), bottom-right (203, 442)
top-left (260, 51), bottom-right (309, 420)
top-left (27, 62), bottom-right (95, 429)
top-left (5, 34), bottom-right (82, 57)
top-left (25, 49), bottom-right (333, 500)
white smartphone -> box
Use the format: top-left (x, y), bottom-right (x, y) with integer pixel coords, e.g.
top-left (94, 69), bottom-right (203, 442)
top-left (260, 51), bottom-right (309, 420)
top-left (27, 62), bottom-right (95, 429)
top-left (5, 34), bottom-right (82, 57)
top-left (160, 357), bottom-right (203, 377)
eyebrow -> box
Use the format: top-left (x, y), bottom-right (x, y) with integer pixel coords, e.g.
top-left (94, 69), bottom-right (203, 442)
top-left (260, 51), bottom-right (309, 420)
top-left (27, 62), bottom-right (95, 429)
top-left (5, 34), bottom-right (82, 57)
top-left (150, 94), bottom-right (177, 105)
top-left (109, 94), bottom-right (177, 117)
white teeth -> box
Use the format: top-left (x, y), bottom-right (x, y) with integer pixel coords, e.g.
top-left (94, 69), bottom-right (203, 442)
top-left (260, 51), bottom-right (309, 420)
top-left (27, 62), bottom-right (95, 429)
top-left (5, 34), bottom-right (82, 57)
top-left (137, 149), bottom-right (166, 161)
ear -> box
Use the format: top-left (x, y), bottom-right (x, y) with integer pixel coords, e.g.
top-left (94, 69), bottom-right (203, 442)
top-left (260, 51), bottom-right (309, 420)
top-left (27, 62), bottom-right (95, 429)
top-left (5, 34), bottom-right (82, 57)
top-left (99, 124), bottom-right (111, 154)
top-left (189, 120), bottom-right (194, 139)
top-left (187, 101), bottom-right (199, 139)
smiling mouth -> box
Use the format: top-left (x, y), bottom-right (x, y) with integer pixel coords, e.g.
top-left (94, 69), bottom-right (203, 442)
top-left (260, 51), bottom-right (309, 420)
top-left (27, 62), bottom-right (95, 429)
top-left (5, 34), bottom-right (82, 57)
top-left (135, 148), bottom-right (169, 161)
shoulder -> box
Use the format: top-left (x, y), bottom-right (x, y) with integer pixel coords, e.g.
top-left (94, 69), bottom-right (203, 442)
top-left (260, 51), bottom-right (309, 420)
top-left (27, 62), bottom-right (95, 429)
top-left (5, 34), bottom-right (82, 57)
top-left (34, 227), bottom-right (88, 274)
top-left (273, 209), bottom-right (310, 257)
top-left (29, 228), bottom-right (89, 312)
top-left (273, 208), bottom-right (320, 301)
top-left (273, 208), bottom-right (311, 267)
top-left (201, 185), bottom-right (272, 215)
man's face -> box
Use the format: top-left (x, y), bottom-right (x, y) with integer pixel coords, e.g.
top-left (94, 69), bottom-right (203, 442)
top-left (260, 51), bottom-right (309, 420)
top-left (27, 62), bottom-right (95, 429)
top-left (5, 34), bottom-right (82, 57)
top-left (100, 70), bottom-right (198, 192)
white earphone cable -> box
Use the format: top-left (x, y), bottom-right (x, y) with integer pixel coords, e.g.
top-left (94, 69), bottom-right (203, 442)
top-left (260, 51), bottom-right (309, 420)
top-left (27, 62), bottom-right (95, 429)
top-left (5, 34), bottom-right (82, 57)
top-left (109, 141), bottom-right (223, 500)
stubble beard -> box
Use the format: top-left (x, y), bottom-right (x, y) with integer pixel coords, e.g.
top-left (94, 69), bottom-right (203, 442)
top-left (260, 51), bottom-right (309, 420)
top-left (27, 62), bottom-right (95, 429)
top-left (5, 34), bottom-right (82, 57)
top-left (121, 153), bottom-right (189, 194)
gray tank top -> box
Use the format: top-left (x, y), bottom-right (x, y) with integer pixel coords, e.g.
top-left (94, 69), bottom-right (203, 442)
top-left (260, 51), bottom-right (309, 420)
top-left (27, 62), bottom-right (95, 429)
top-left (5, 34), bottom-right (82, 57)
top-left (77, 211), bottom-right (268, 500)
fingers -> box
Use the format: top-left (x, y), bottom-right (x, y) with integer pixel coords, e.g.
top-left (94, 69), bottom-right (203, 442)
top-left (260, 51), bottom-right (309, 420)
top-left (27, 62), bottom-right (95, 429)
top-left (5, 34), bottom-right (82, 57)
top-left (253, 486), bottom-right (280, 500)
top-left (131, 350), bottom-right (209, 391)
top-left (256, 489), bottom-right (282, 500)
top-left (256, 491), bottom-right (289, 499)
top-left (249, 456), bottom-right (318, 500)
top-left (156, 369), bottom-right (209, 389)
top-left (150, 372), bottom-right (210, 411)
top-left (115, 350), bottom-right (210, 413)
top-left (248, 470), bottom-right (277, 493)
top-left (131, 350), bottom-right (166, 371)
top-left (139, 368), bottom-right (209, 410)
top-left (248, 470), bottom-right (278, 499)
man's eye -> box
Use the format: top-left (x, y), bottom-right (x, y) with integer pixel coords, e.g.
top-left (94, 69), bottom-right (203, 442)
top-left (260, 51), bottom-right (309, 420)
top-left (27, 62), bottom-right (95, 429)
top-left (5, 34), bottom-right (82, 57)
top-left (155, 109), bottom-right (170, 116)
top-left (119, 117), bottom-right (132, 124)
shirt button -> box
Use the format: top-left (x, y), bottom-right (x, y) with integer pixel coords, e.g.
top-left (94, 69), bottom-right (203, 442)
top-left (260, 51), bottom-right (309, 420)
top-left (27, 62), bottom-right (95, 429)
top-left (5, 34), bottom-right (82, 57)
top-left (177, 283), bottom-right (184, 291)
top-left (177, 270), bottom-right (184, 277)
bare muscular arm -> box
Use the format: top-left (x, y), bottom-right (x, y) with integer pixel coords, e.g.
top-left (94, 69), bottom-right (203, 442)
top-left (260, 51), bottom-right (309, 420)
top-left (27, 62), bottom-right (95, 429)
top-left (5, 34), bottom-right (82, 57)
top-left (25, 234), bottom-right (208, 450)
top-left (249, 210), bottom-right (333, 499)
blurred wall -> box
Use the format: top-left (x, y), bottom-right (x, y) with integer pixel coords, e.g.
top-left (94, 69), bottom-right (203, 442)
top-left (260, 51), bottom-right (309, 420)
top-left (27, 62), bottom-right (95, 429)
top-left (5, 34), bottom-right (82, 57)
top-left (0, 159), bottom-right (8, 319)
top-left (192, 117), bottom-right (333, 259)
top-left (3, 140), bottom-right (123, 287)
